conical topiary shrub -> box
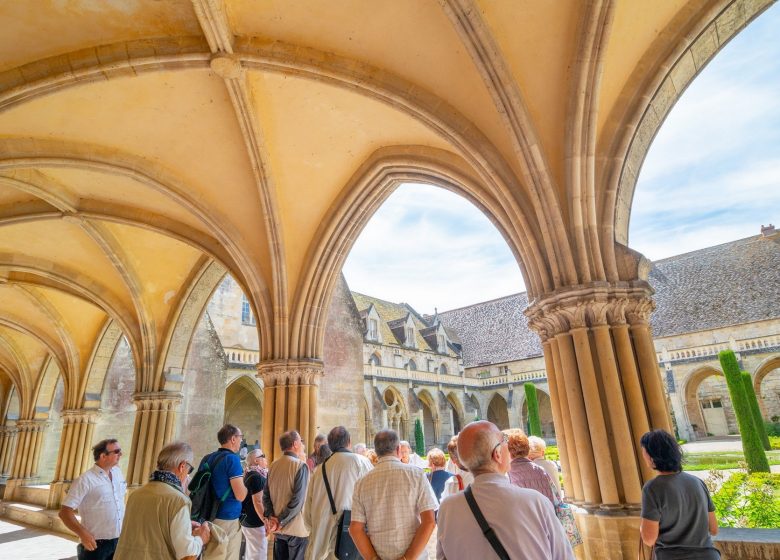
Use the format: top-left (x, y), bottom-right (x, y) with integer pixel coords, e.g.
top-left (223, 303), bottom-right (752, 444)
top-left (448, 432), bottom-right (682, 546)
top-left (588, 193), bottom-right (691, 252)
top-left (524, 382), bottom-right (542, 437)
top-left (741, 370), bottom-right (771, 451)
top-left (718, 350), bottom-right (769, 472)
top-left (414, 417), bottom-right (425, 456)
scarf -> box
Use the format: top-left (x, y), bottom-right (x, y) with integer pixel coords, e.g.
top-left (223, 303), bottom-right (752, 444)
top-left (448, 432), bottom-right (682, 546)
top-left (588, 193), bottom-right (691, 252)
top-left (150, 469), bottom-right (183, 492)
top-left (246, 464), bottom-right (268, 478)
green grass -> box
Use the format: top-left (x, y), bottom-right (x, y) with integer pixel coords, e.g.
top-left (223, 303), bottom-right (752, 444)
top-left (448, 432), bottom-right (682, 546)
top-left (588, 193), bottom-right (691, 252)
top-left (683, 450), bottom-right (780, 472)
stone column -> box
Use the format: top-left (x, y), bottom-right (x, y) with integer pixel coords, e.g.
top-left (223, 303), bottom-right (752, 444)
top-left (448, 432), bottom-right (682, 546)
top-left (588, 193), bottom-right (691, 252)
top-left (4, 419), bottom-right (47, 497)
top-left (126, 392), bottom-right (182, 486)
top-left (0, 424), bottom-right (18, 478)
top-left (257, 360), bottom-right (323, 461)
top-left (48, 409), bottom-right (99, 507)
top-left (527, 283), bottom-right (671, 511)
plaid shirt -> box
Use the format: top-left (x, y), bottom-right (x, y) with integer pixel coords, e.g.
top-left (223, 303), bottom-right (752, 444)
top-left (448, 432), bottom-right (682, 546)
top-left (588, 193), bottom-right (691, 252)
top-left (352, 455), bottom-right (438, 560)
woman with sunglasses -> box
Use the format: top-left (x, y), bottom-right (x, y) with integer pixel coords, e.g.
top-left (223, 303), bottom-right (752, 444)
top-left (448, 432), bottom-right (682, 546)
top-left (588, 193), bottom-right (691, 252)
top-left (241, 448), bottom-right (269, 560)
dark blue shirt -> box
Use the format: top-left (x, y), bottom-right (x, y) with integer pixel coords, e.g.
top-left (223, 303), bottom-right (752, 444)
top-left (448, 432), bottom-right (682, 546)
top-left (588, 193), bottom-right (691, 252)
top-left (428, 469), bottom-right (453, 502)
top-left (207, 449), bottom-right (244, 520)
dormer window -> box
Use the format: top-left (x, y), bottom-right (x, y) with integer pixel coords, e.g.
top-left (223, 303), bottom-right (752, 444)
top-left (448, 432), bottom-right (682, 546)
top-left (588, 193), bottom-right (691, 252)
top-left (405, 326), bottom-right (415, 348)
top-left (368, 318), bottom-right (379, 341)
top-left (437, 334), bottom-right (446, 353)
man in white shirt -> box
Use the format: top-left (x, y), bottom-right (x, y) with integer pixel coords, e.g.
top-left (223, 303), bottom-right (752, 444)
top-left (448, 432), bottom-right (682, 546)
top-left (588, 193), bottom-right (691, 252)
top-left (399, 440), bottom-right (427, 469)
top-left (304, 426), bottom-right (372, 560)
top-left (437, 421), bottom-right (574, 560)
top-left (349, 430), bottom-right (438, 560)
top-left (59, 438), bottom-right (127, 559)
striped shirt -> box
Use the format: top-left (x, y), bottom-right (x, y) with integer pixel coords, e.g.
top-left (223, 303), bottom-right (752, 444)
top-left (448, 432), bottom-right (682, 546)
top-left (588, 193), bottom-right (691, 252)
top-left (507, 457), bottom-right (556, 505)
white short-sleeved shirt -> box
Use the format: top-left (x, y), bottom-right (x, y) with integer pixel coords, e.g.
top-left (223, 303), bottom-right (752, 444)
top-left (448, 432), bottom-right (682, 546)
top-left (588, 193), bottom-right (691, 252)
top-left (351, 456), bottom-right (438, 560)
top-left (62, 464), bottom-right (127, 539)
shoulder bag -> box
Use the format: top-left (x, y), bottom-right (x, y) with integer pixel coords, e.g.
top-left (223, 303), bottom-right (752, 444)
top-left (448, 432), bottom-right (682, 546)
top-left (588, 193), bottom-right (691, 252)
top-left (322, 455), bottom-right (361, 560)
top-left (463, 486), bottom-right (510, 560)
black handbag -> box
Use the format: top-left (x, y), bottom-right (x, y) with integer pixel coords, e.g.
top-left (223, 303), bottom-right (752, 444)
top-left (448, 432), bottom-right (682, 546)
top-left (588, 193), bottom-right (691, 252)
top-left (322, 456), bottom-right (362, 560)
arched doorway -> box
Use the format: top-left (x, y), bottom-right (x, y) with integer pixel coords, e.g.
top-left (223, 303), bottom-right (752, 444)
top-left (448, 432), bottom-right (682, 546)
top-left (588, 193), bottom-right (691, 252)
top-left (224, 376), bottom-right (263, 448)
top-left (417, 390), bottom-right (438, 449)
top-left (446, 392), bottom-right (464, 435)
top-left (684, 367), bottom-right (735, 438)
top-left (487, 393), bottom-right (509, 431)
top-left (754, 355), bottom-right (780, 422)
top-left (383, 387), bottom-right (408, 440)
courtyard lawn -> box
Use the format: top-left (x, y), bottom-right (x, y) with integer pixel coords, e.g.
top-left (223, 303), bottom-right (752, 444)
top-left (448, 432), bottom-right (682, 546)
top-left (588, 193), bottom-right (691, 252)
top-left (684, 449), bottom-right (780, 471)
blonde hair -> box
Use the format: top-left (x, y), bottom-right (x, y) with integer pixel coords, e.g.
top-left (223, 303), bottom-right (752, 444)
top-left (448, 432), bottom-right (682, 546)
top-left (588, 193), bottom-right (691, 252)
top-left (366, 449), bottom-right (378, 465)
top-left (506, 429), bottom-right (530, 459)
top-left (427, 447), bottom-right (446, 468)
top-left (528, 436), bottom-right (546, 457)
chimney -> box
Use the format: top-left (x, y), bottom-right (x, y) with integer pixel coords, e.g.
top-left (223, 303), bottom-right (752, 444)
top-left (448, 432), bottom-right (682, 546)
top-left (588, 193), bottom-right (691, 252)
top-left (761, 224), bottom-right (776, 237)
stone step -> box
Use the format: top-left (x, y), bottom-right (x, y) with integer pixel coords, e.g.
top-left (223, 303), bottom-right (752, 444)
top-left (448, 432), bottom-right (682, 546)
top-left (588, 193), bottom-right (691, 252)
top-left (0, 501), bottom-right (74, 537)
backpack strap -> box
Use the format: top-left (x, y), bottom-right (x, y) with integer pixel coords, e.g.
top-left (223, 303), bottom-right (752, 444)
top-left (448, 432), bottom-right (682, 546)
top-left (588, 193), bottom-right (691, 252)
top-left (321, 456), bottom-right (337, 515)
top-left (463, 486), bottom-right (510, 560)
top-left (206, 451), bottom-right (233, 502)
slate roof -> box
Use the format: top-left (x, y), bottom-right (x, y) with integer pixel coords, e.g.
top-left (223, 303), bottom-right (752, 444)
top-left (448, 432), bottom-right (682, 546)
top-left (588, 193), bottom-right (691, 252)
top-left (649, 234), bottom-right (780, 337)
top-left (438, 292), bottom-right (542, 368)
top-left (437, 233), bottom-right (780, 367)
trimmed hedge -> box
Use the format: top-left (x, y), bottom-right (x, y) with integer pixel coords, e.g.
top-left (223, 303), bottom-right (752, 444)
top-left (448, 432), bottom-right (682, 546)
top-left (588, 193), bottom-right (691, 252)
top-left (741, 370), bottom-right (771, 450)
top-left (524, 382), bottom-right (542, 437)
top-left (718, 350), bottom-right (769, 472)
top-left (414, 417), bottom-right (425, 456)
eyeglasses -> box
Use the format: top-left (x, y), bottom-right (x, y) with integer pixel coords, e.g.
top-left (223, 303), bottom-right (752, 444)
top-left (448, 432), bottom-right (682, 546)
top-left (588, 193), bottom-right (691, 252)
top-left (492, 433), bottom-right (508, 455)
top-left (258, 454), bottom-right (266, 459)
top-left (106, 448), bottom-right (122, 456)
top-left (234, 433), bottom-right (244, 439)
top-left (186, 462), bottom-right (194, 475)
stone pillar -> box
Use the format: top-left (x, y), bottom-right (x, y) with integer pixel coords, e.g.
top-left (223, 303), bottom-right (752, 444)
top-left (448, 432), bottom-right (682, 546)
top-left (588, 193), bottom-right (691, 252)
top-left (0, 424), bottom-right (18, 477)
top-left (48, 409), bottom-right (99, 508)
top-left (527, 284), bottom-right (671, 511)
top-left (126, 392), bottom-right (182, 486)
top-left (257, 360), bottom-right (323, 461)
top-left (4, 419), bottom-right (47, 497)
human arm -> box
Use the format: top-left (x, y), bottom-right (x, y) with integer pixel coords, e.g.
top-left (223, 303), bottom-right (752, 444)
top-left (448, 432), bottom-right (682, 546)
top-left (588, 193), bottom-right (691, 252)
top-left (277, 463), bottom-right (309, 527)
top-left (402, 509), bottom-right (436, 560)
top-left (640, 518), bottom-right (659, 547)
top-left (348, 520), bottom-right (378, 560)
top-left (170, 507), bottom-right (208, 560)
top-left (58, 506), bottom-right (97, 551)
top-left (230, 475), bottom-right (248, 502)
top-left (708, 511), bottom-right (718, 536)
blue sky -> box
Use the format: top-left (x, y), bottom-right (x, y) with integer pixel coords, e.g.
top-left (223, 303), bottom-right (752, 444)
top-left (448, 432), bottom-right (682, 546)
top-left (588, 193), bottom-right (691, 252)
top-left (343, 4), bottom-right (779, 313)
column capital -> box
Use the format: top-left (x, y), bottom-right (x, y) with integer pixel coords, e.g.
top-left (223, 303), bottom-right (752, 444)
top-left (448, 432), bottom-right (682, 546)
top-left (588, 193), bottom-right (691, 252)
top-left (60, 408), bottom-right (100, 424)
top-left (15, 418), bottom-right (47, 431)
top-left (256, 359), bottom-right (324, 387)
top-left (526, 281), bottom-right (655, 337)
top-left (132, 391), bottom-right (182, 410)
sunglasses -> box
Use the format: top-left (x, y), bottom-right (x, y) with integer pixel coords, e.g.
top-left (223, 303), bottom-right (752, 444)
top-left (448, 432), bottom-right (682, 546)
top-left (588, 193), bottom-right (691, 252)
top-left (106, 448), bottom-right (122, 456)
top-left (186, 462), bottom-right (194, 475)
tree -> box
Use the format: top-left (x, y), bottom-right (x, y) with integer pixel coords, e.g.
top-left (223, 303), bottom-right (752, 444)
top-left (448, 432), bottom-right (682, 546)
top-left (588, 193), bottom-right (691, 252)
top-left (414, 417), bottom-right (425, 456)
top-left (718, 350), bottom-right (769, 472)
top-left (741, 370), bottom-right (771, 451)
top-left (524, 382), bottom-right (542, 437)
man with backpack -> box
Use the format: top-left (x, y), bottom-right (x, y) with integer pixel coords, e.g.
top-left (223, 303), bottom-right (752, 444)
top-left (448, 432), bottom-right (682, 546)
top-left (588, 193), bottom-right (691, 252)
top-left (195, 424), bottom-right (247, 560)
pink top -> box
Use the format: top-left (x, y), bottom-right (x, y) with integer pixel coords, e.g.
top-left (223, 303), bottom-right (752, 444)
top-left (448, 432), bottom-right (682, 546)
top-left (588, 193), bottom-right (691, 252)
top-left (508, 457), bottom-right (556, 505)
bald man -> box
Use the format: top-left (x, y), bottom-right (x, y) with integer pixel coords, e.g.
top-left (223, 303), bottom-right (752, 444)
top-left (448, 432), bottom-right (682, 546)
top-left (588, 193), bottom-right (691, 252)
top-left (436, 421), bottom-right (573, 560)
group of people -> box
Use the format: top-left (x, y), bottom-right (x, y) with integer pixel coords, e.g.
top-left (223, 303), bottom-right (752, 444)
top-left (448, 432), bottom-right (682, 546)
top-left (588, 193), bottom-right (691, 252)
top-left (56, 420), bottom-right (720, 560)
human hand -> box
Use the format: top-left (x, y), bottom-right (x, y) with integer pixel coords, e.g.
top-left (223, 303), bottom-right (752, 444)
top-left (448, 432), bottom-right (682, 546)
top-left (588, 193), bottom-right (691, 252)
top-left (195, 522), bottom-right (211, 545)
top-left (266, 516), bottom-right (280, 532)
top-left (79, 529), bottom-right (97, 551)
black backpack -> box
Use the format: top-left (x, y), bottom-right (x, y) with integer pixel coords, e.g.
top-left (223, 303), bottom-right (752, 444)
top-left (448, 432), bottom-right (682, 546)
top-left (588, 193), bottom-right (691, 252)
top-left (190, 451), bottom-right (232, 522)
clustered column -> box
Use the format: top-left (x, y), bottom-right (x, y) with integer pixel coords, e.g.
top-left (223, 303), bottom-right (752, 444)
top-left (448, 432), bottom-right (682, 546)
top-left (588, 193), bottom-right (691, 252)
top-left (527, 283), bottom-right (671, 512)
top-left (47, 409), bottom-right (99, 507)
top-left (126, 392), bottom-right (182, 486)
top-left (257, 360), bottom-right (323, 461)
top-left (5, 418), bottom-right (47, 495)
top-left (0, 424), bottom-right (18, 477)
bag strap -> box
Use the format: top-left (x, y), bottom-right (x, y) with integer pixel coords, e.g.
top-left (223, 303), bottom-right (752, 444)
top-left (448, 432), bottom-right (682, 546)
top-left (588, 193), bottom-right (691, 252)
top-left (206, 451), bottom-right (233, 501)
top-left (463, 486), bottom-right (510, 560)
top-left (321, 456), bottom-right (337, 515)
top-left (456, 474), bottom-right (464, 491)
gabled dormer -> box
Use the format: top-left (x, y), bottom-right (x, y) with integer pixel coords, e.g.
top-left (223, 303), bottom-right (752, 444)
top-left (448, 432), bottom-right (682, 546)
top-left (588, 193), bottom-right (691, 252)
top-left (388, 313), bottom-right (417, 348)
top-left (364, 304), bottom-right (382, 343)
top-left (421, 321), bottom-right (449, 354)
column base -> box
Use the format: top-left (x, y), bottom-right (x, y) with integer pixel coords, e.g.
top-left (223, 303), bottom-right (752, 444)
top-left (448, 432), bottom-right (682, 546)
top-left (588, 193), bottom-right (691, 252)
top-left (574, 510), bottom-right (642, 560)
top-left (47, 480), bottom-right (71, 509)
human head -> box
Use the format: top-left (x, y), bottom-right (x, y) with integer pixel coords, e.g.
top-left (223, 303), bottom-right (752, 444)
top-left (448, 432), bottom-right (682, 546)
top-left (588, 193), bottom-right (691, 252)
top-left (279, 430), bottom-right (303, 454)
top-left (217, 424), bottom-right (243, 452)
top-left (427, 447), bottom-right (446, 469)
top-left (457, 420), bottom-right (510, 475)
top-left (312, 433), bottom-right (327, 453)
top-left (375, 429), bottom-right (401, 458)
top-left (366, 449), bottom-right (378, 465)
top-left (93, 438), bottom-right (121, 467)
top-left (247, 448), bottom-right (267, 469)
top-left (447, 435), bottom-right (466, 470)
top-left (314, 444), bottom-right (332, 466)
top-left (239, 447), bottom-right (248, 461)
top-left (399, 440), bottom-right (411, 463)
top-left (506, 429), bottom-right (530, 459)
top-left (527, 436), bottom-right (546, 460)
top-left (157, 441), bottom-right (194, 485)
top-left (354, 443), bottom-right (367, 456)
top-left (328, 426), bottom-right (351, 451)
top-left (640, 430), bottom-right (683, 472)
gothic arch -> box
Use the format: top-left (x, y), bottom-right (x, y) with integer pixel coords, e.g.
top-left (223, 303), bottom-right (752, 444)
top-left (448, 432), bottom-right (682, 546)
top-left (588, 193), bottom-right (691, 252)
top-left (487, 392), bottom-right (510, 430)
top-left (382, 385), bottom-right (409, 439)
top-left (224, 375), bottom-right (264, 447)
top-left (81, 319), bottom-right (126, 409)
top-left (683, 365), bottom-right (729, 438)
top-left (417, 389), bottom-right (440, 445)
top-left (445, 392), bottom-right (465, 435)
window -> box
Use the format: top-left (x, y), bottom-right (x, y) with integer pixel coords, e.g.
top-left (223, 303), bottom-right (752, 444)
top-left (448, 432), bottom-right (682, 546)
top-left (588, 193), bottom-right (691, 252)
top-left (437, 334), bottom-right (446, 352)
top-left (408, 359), bottom-right (417, 371)
top-left (440, 364), bottom-right (448, 375)
top-left (368, 318), bottom-right (378, 341)
top-left (405, 326), bottom-right (415, 347)
top-left (241, 294), bottom-right (255, 325)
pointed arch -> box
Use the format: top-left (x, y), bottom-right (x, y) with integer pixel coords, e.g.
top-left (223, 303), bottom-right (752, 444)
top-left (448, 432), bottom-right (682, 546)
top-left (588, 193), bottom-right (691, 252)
top-left (487, 392), bottom-right (510, 430)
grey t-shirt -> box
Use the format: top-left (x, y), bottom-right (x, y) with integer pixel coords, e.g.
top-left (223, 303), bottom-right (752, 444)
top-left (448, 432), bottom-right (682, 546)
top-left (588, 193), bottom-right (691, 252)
top-left (641, 472), bottom-right (720, 560)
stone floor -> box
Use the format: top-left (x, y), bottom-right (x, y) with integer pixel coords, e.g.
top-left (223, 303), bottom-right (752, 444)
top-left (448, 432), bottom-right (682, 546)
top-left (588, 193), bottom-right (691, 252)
top-left (0, 518), bottom-right (77, 560)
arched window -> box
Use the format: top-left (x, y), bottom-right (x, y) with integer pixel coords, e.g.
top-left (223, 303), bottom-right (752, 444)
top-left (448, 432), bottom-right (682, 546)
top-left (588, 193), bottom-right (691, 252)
top-left (368, 353), bottom-right (381, 366)
top-left (439, 364), bottom-right (448, 375)
top-left (408, 359), bottom-right (417, 371)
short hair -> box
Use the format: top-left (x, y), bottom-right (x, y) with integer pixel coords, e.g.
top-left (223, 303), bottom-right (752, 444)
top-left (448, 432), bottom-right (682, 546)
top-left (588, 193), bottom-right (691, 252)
top-left (446, 436), bottom-right (458, 458)
top-left (354, 443), bottom-right (367, 454)
top-left (314, 433), bottom-right (327, 446)
top-left (157, 441), bottom-right (193, 471)
top-left (399, 440), bottom-right (411, 449)
top-left (279, 430), bottom-right (300, 451)
top-left (366, 449), bottom-right (378, 465)
top-left (217, 424), bottom-right (240, 444)
top-left (459, 425), bottom-right (501, 472)
top-left (328, 426), bottom-right (351, 451)
top-left (640, 430), bottom-right (683, 472)
top-left (428, 447), bottom-right (446, 467)
top-left (528, 436), bottom-right (546, 456)
top-left (248, 448), bottom-right (265, 460)
top-left (314, 444), bottom-right (332, 466)
top-left (93, 439), bottom-right (118, 462)
top-left (375, 429), bottom-right (400, 457)
top-left (506, 429), bottom-right (530, 459)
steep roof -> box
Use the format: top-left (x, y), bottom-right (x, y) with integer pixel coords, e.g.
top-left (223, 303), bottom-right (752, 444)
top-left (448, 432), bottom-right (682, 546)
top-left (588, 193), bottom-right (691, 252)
top-left (649, 234), bottom-right (780, 337)
top-left (438, 292), bottom-right (542, 367)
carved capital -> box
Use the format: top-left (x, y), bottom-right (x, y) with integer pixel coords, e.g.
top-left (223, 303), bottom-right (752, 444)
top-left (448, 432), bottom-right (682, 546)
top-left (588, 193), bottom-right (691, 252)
top-left (61, 408), bottom-right (100, 425)
top-left (132, 391), bottom-right (182, 411)
top-left (256, 359), bottom-right (324, 387)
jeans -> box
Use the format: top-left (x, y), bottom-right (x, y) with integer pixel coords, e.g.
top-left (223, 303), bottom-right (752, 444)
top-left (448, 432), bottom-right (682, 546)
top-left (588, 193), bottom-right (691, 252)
top-left (77, 538), bottom-right (118, 560)
top-left (273, 534), bottom-right (308, 560)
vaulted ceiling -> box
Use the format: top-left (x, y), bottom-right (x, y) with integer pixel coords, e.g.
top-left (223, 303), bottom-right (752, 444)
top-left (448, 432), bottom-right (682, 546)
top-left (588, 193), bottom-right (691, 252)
top-left (0, 0), bottom-right (771, 414)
